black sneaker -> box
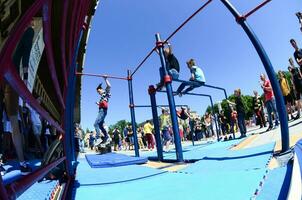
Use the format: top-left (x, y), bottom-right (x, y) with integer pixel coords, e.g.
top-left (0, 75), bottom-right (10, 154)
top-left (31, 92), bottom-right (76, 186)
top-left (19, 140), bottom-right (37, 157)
top-left (20, 163), bottom-right (32, 175)
top-left (266, 126), bottom-right (273, 132)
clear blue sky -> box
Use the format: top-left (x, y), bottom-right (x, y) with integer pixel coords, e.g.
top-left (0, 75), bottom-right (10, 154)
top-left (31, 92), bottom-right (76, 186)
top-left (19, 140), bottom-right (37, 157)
top-left (81, 0), bottom-right (302, 130)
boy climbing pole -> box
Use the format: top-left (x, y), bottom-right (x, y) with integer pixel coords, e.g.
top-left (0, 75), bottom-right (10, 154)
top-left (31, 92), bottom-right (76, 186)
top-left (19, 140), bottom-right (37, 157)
top-left (94, 76), bottom-right (111, 147)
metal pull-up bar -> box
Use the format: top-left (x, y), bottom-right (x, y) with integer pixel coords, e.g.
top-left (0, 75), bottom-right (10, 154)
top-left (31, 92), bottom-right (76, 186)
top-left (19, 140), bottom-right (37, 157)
top-left (131, 0), bottom-right (213, 77)
top-left (242, 0), bottom-right (271, 19)
top-left (172, 79), bottom-right (228, 99)
top-left (76, 72), bottom-right (129, 80)
top-left (133, 104), bottom-right (188, 108)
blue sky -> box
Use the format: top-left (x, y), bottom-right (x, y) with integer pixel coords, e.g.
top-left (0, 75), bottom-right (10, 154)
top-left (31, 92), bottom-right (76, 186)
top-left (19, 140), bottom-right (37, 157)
top-left (81, 0), bottom-right (302, 130)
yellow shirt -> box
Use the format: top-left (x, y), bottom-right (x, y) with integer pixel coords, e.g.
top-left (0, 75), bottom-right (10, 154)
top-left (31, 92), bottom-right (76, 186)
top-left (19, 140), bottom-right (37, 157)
top-left (143, 123), bottom-right (153, 134)
top-left (280, 78), bottom-right (290, 96)
top-left (159, 114), bottom-right (170, 130)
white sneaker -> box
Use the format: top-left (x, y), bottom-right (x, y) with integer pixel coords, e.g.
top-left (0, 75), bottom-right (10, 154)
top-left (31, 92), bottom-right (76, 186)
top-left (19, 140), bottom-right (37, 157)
top-left (94, 138), bottom-right (103, 147)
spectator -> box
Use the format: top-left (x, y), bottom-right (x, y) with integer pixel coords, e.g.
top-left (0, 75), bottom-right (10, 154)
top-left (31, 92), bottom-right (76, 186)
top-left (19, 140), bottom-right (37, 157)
top-left (278, 70), bottom-right (294, 120)
top-left (252, 91), bottom-right (266, 128)
top-left (112, 128), bottom-right (121, 151)
top-left (288, 62), bottom-right (302, 119)
top-left (28, 97), bottom-right (44, 155)
top-left (260, 73), bottom-right (279, 131)
top-left (290, 39), bottom-right (302, 71)
top-left (143, 120), bottom-right (154, 150)
top-left (3, 20), bottom-right (35, 174)
top-left (159, 108), bottom-right (172, 152)
top-left (228, 89), bottom-right (247, 138)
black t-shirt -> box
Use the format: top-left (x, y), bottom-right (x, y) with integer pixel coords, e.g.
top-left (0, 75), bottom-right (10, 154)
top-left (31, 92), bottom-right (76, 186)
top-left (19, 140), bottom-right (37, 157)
top-left (235, 96), bottom-right (245, 115)
top-left (166, 54), bottom-right (180, 72)
top-left (218, 114), bottom-right (226, 125)
top-left (294, 49), bottom-right (302, 66)
top-left (292, 67), bottom-right (302, 86)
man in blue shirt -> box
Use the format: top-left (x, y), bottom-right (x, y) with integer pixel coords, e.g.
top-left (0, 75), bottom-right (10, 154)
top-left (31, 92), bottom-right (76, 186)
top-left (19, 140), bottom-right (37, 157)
top-left (176, 59), bottom-right (205, 97)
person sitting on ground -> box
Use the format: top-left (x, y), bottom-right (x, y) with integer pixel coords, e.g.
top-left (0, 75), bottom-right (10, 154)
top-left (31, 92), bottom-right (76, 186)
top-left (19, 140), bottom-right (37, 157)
top-left (176, 59), bottom-right (206, 97)
top-left (278, 70), bottom-right (294, 120)
top-left (94, 76), bottom-right (111, 146)
top-left (290, 39), bottom-right (302, 71)
top-left (296, 12), bottom-right (302, 33)
top-left (156, 41), bottom-right (180, 90)
top-left (227, 89), bottom-right (247, 138)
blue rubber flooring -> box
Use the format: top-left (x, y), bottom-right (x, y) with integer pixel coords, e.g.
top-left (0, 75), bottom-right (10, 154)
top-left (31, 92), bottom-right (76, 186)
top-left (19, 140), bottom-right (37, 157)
top-left (85, 152), bottom-right (148, 168)
top-left (74, 140), bottom-right (278, 200)
top-left (148, 139), bottom-right (243, 161)
top-left (182, 143), bottom-right (275, 173)
top-left (75, 158), bottom-right (166, 186)
top-left (257, 165), bottom-right (292, 200)
top-left (2, 159), bottom-right (41, 185)
top-left (74, 168), bottom-right (266, 200)
top-left (18, 180), bottom-right (58, 200)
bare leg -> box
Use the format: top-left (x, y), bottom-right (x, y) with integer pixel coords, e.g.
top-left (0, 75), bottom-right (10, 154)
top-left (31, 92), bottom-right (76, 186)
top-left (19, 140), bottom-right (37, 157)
top-left (9, 115), bottom-right (24, 162)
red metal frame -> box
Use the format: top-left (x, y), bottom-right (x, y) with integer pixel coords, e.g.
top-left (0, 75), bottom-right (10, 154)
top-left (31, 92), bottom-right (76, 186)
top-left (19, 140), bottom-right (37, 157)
top-left (0, 0), bottom-right (92, 198)
top-left (6, 157), bottom-right (66, 199)
top-left (4, 67), bottom-right (64, 132)
top-left (131, 0), bottom-right (213, 77)
top-left (43, 0), bottom-right (65, 109)
top-left (60, 0), bottom-right (69, 89)
top-left (243, 0), bottom-right (271, 19)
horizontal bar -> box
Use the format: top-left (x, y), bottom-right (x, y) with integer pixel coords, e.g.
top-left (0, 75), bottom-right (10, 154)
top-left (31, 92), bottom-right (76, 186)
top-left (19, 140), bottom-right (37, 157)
top-left (243, 0), bottom-right (271, 19)
top-left (6, 156), bottom-right (66, 199)
top-left (134, 104), bottom-right (188, 108)
top-left (157, 90), bottom-right (211, 98)
top-left (131, 47), bottom-right (157, 77)
top-left (164, 0), bottom-right (213, 43)
top-left (4, 67), bottom-right (64, 133)
top-left (173, 79), bottom-right (205, 87)
top-left (76, 72), bottom-right (129, 80)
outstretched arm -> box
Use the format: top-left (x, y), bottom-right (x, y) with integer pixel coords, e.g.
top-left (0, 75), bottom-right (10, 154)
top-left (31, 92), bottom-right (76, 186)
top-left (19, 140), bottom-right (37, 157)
top-left (104, 76), bottom-right (111, 90)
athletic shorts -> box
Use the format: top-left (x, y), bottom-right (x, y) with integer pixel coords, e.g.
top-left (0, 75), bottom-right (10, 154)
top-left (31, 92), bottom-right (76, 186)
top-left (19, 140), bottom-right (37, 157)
top-left (4, 83), bottom-right (19, 116)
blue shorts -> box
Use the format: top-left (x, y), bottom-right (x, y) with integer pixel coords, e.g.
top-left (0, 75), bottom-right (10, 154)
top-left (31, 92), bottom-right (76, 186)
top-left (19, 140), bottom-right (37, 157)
top-left (162, 129), bottom-right (172, 141)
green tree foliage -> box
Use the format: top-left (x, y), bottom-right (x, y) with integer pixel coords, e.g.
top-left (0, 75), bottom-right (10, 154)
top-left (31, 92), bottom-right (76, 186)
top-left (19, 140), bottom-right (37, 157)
top-left (205, 94), bottom-right (254, 121)
top-left (108, 120), bottom-right (130, 135)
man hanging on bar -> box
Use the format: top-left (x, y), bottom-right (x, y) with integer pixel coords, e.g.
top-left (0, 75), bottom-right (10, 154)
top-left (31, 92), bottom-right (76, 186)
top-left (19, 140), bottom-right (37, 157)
top-left (94, 76), bottom-right (111, 147)
top-left (175, 58), bottom-right (206, 97)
